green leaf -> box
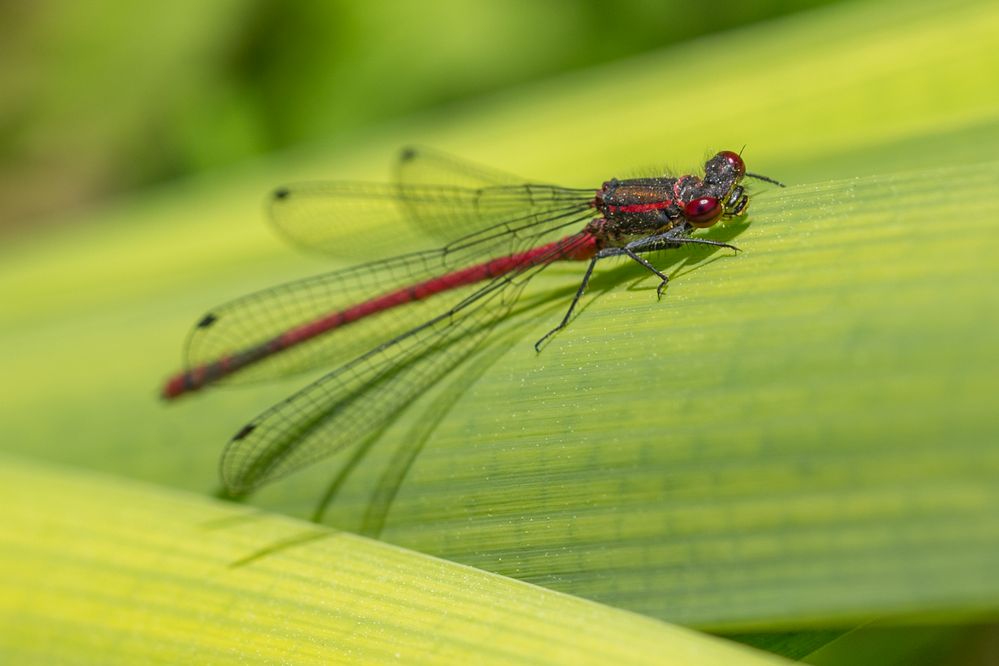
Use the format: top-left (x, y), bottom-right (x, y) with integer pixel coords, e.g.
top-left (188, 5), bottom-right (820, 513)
top-left (1, 0), bottom-right (998, 650)
top-left (295, 162), bottom-right (999, 630)
top-left (802, 624), bottom-right (986, 666)
top-left (0, 457), bottom-right (790, 665)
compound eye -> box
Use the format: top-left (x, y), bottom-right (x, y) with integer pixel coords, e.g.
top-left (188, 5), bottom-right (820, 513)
top-left (718, 150), bottom-right (746, 178)
top-left (683, 196), bottom-right (723, 228)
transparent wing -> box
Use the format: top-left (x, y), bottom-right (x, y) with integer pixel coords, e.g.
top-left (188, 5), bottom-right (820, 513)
top-left (394, 145), bottom-right (524, 189)
top-left (219, 233), bottom-right (595, 493)
top-left (393, 146), bottom-right (526, 243)
top-left (269, 147), bottom-right (593, 260)
top-left (184, 194), bottom-right (594, 384)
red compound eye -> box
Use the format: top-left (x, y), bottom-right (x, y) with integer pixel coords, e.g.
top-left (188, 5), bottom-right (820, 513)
top-left (718, 150), bottom-right (746, 178)
top-left (683, 196), bottom-right (723, 228)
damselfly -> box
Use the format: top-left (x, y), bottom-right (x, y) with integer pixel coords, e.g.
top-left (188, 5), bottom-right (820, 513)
top-left (163, 148), bottom-right (783, 495)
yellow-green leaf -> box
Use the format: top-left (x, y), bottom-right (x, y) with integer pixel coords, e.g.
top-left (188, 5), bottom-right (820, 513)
top-left (0, 457), bottom-right (790, 665)
top-left (1, 0), bottom-right (998, 642)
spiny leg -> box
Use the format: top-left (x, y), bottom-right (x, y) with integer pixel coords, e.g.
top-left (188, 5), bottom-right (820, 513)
top-left (621, 248), bottom-right (671, 299)
top-left (535, 241), bottom-right (679, 350)
top-left (625, 234), bottom-right (740, 297)
top-left (534, 255), bottom-right (599, 352)
top-left (535, 234), bottom-right (740, 350)
top-left (627, 233), bottom-right (740, 254)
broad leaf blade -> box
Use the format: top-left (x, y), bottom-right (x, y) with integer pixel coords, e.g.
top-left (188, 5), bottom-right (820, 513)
top-left (0, 457), bottom-right (789, 665)
top-left (0, 0), bottom-right (997, 642)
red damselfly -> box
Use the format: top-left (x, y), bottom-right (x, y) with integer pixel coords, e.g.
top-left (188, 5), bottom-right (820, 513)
top-left (163, 148), bottom-right (783, 495)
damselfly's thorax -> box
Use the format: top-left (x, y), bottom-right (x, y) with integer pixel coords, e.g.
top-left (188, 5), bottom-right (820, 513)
top-left (592, 151), bottom-right (756, 242)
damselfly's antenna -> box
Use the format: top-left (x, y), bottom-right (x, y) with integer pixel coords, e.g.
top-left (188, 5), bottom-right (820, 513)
top-left (745, 172), bottom-right (786, 187)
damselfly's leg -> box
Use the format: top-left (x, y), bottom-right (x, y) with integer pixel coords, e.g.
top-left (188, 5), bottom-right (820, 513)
top-left (534, 255), bottom-right (599, 352)
top-left (534, 240), bottom-right (677, 350)
top-left (620, 248), bottom-right (671, 299)
top-left (627, 233), bottom-right (740, 255)
top-left (535, 234), bottom-right (741, 351)
top-left (625, 233), bottom-right (740, 298)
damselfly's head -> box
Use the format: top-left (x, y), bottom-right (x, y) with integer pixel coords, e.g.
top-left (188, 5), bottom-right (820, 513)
top-left (679, 150), bottom-right (784, 229)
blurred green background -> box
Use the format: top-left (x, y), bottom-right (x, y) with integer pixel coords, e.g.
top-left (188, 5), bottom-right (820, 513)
top-left (1, 0), bottom-right (833, 230)
top-left (3, 0), bottom-right (999, 663)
